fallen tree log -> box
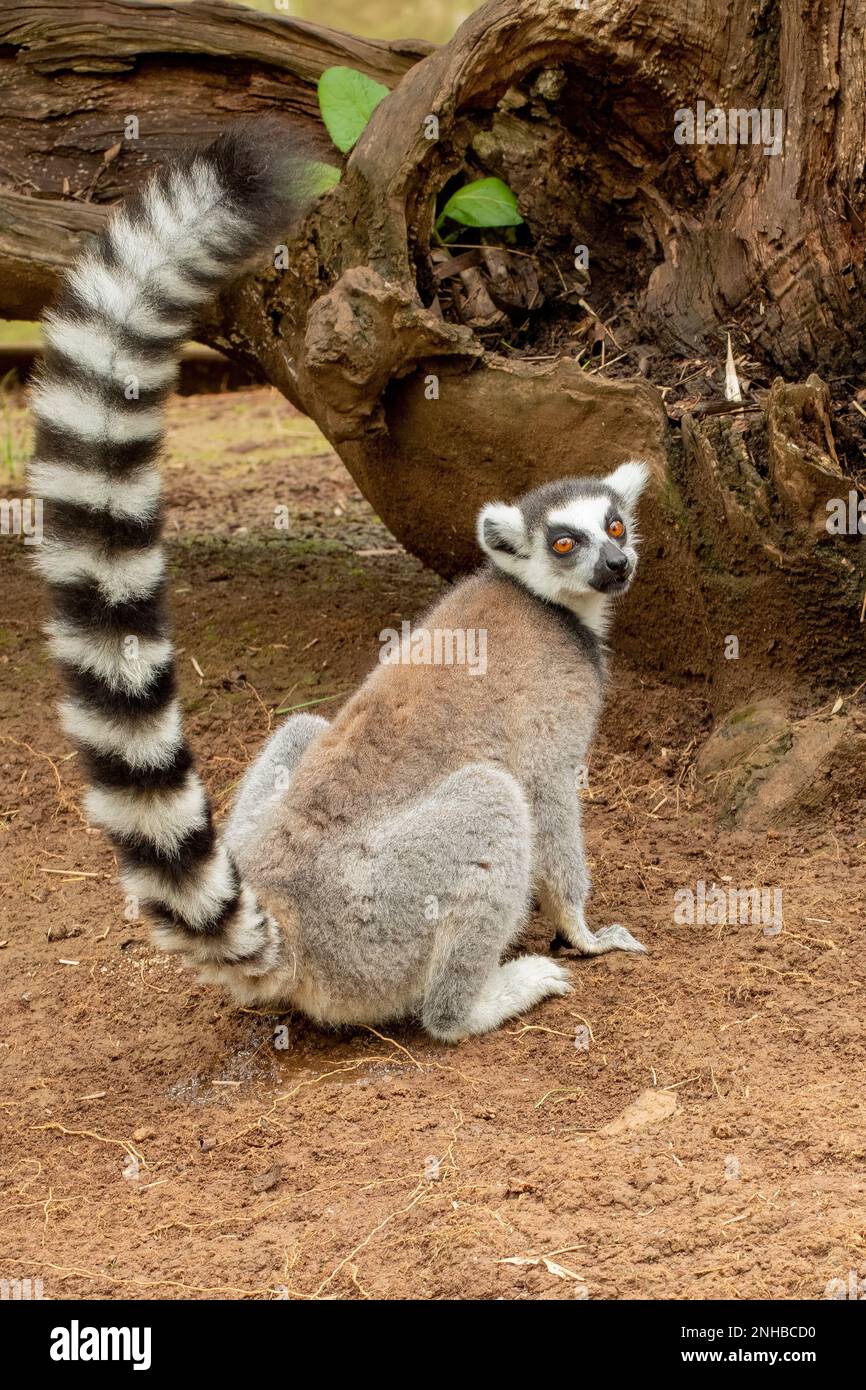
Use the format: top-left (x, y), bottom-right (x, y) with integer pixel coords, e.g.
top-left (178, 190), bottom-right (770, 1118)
top-left (2, 0), bottom-right (864, 703)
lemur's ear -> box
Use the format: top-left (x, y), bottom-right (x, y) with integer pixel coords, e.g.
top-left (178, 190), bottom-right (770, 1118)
top-left (477, 502), bottom-right (526, 559)
top-left (606, 460), bottom-right (650, 511)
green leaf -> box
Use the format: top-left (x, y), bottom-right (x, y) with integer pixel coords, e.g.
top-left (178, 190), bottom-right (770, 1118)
top-left (317, 66), bottom-right (390, 154)
top-left (436, 177), bottom-right (524, 230)
top-left (301, 160), bottom-right (342, 196)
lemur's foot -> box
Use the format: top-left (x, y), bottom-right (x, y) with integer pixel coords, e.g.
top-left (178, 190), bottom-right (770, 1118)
top-left (551, 920), bottom-right (648, 957)
top-left (594, 923), bottom-right (648, 954)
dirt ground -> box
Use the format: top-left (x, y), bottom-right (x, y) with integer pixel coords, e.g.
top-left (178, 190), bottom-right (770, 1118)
top-left (1, 387), bottom-right (864, 1302)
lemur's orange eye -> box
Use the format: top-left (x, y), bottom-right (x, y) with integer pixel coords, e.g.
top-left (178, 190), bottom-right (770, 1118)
top-left (552, 536), bottom-right (576, 554)
top-left (607, 518), bottom-right (625, 540)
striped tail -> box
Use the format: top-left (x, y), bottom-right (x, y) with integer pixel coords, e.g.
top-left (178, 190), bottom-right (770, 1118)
top-left (29, 123), bottom-right (311, 991)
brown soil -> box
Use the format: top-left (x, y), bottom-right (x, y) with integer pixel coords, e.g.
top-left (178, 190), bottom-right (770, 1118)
top-left (1, 388), bottom-right (864, 1302)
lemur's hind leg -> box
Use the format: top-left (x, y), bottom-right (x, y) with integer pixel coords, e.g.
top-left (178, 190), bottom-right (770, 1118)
top-left (225, 713), bottom-right (328, 871)
top-left (406, 764), bottom-right (571, 1041)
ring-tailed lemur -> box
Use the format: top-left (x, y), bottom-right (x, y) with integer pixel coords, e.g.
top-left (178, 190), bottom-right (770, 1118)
top-left (33, 122), bottom-right (650, 1042)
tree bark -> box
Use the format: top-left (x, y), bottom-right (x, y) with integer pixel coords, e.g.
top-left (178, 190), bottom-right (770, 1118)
top-left (2, 0), bottom-right (864, 703)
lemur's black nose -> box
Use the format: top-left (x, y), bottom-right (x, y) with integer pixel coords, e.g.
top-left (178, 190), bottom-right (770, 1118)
top-left (602, 543), bottom-right (629, 575)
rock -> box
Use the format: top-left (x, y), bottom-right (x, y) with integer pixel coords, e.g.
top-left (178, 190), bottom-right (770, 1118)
top-left (251, 1164), bottom-right (282, 1193)
top-left (697, 700), bottom-right (866, 827)
top-left (47, 923), bottom-right (82, 942)
top-left (600, 1088), bottom-right (677, 1136)
top-left (696, 699), bottom-right (792, 817)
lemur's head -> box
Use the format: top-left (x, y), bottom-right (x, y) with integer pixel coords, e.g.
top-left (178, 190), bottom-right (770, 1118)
top-left (476, 461), bottom-right (649, 627)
